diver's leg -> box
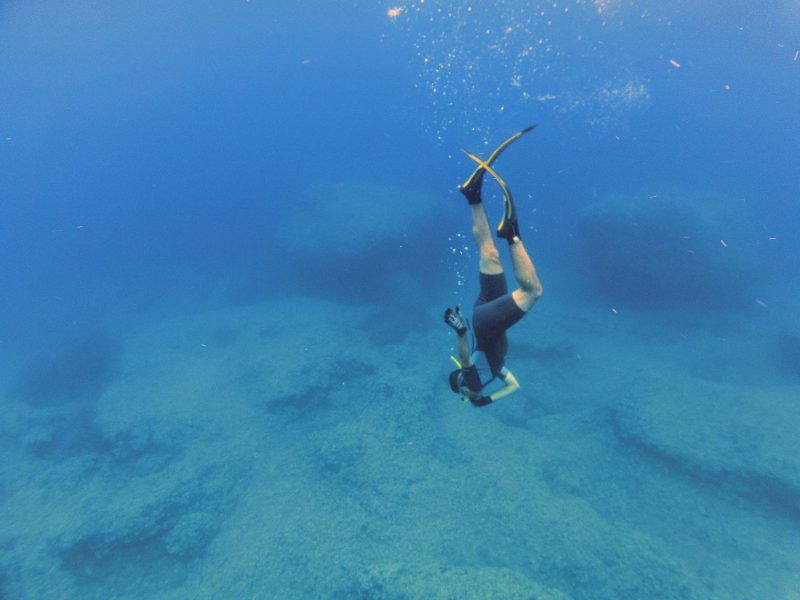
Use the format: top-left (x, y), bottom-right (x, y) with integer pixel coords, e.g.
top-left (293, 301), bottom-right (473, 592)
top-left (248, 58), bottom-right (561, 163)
top-left (462, 170), bottom-right (503, 275)
top-left (509, 237), bottom-right (543, 312)
top-left (470, 203), bottom-right (503, 275)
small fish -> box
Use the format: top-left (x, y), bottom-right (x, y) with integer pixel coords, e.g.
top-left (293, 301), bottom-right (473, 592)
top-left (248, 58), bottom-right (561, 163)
top-left (720, 239), bottom-right (728, 248)
top-left (669, 58), bottom-right (681, 68)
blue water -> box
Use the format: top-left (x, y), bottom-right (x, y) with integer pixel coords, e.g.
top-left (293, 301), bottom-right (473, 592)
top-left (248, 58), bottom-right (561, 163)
top-left (1, 2), bottom-right (799, 598)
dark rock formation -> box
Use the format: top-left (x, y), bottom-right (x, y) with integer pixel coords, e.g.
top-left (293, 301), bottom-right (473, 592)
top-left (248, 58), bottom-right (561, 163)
top-left (578, 192), bottom-right (758, 308)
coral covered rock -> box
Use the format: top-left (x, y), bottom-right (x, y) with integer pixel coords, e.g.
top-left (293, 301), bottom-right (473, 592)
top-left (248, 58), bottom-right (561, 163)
top-left (258, 179), bottom-right (451, 303)
top-left (578, 191), bottom-right (759, 308)
top-left (612, 379), bottom-right (800, 517)
top-left (340, 563), bottom-right (570, 600)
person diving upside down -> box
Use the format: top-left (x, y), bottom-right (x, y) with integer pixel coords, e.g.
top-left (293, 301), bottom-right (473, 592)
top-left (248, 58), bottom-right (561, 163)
top-left (445, 125), bottom-right (543, 407)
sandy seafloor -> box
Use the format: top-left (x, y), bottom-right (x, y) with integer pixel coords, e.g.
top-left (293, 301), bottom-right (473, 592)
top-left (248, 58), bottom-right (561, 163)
top-left (2, 183), bottom-right (800, 599)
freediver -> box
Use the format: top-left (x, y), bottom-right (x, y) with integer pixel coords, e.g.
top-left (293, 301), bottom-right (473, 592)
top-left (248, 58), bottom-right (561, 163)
top-left (444, 125), bottom-right (543, 407)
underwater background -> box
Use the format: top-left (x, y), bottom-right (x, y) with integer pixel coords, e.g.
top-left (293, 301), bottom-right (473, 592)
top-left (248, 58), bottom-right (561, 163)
top-left (1, 1), bottom-right (799, 598)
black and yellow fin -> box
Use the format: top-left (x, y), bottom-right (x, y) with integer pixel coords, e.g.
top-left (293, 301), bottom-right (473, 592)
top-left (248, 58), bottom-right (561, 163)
top-left (459, 124), bottom-right (537, 191)
top-left (462, 149), bottom-right (519, 239)
top-left (461, 149), bottom-right (513, 207)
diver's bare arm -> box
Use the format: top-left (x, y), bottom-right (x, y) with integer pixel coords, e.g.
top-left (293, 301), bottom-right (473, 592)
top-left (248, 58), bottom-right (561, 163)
top-left (456, 333), bottom-right (473, 367)
top-left (489, 370), bottom-right (520, 402)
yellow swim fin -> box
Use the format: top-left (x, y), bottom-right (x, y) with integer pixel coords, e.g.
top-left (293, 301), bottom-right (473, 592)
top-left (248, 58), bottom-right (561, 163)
top-left (461, 149), bottom-right (513, 207)
top-left (461, 149), bottom-right (519, 241)
top-left (459, 124), bottom-right (537, 191)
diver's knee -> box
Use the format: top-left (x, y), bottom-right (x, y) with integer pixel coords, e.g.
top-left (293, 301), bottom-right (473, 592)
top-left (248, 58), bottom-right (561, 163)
top-left (513, 287), bottom-right (541, 312)
top-left (481, 244), bottom-right (500, 264)
top-left (479, 248), bottom-right (502, 274)
top-left (519, 278), bottom-right (542, 297)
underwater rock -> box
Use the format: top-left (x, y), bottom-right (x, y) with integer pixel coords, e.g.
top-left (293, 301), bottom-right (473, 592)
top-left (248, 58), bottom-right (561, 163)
top-left (210, 325), bottom-right (240, 348)
top-left (57, 460), bottom-right (236, 585)
top-left (578, 191), bottom-right (758, 308)
top-left (278, 179), bottom-right (446, 260)
top-left (260, 179), bottom-right (451, 304)
top-left (8, 335), bottom-right (122, 460)
top-left (338, 563), bottom-right (570, 600)
top-left (21, 410), bottom-right (108, 460)
top-left (612, 381), bottom-right (800, 518)
top-left (776, 329), bottom-right (800, 379)
top-left (10, 336), bottom-right (120, 406)
top-left (163, 511), bottom-right (219, 559)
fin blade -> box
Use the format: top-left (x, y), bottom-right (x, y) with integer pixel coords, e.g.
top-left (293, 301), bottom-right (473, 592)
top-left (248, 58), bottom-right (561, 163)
top-left (459, 124), bottom-right (536, 190)
top-left (463, 148), bottom-right (515, 228)
top-left (485, 124), bottom-right (537, 165)
top-left (462, 149), bottom-right (510, 192)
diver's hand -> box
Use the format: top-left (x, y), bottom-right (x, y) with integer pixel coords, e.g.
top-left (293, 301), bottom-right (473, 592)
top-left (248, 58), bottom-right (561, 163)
top-left (444, 306), bottom-right (468, 336)
top-left (471, 396), bottom-right (493, 407)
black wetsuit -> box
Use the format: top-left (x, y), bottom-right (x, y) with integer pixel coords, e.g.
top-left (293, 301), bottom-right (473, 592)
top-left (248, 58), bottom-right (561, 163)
top-left (458, 272), bottom-right (525, 393)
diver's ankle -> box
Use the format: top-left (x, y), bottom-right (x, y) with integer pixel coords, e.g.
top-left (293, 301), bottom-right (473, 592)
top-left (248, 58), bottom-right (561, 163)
top-left (460, 188), bottom-right (483, 205)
